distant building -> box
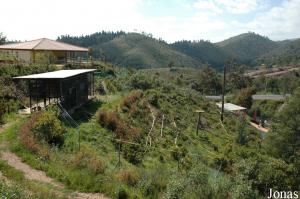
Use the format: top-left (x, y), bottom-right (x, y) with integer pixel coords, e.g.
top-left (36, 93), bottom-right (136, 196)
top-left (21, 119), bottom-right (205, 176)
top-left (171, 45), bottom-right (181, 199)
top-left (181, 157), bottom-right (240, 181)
top-left (216, 103), bottom-right (246, 113)
top-left (0, 38), bottom-right (89, 64)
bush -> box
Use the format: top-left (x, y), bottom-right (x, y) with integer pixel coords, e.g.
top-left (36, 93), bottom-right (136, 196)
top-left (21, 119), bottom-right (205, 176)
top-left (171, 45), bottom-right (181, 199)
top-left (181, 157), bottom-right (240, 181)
top-left (130, 74), bottom-right (155, 90)
top-left (0, 182), bottom-right (26, 198)
top-left (32, 111), bottom-right (66, 146)
top-left (122, 139), bottom-right (146, 164)
top-left (19, 112), bottom-right (50, 159)
top-left (71, 148), bottom-right (105, 174)
top-left (164, 178), bottom-right (186, 199)
top-left (118, 169), bottom-right (139, 186)
top-left (121, 90), bottom-right (143, 110)
top-left (139, 166), bottom-right (168, 197)
top-left (0, 100), bottom-right (6, 124)
top-left (117, 187), bottom-right (128, 199)
top-left (98, 111), bottom-right (119, 132)
top-left (98, 110), bottom-right (139, 140)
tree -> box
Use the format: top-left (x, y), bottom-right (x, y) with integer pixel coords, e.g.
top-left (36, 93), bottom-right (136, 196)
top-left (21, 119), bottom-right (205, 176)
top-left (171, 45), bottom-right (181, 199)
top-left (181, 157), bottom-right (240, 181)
top-left (234, 87), bottom-right (254, 109)
top-left (0, 33), bottom-right (6, 45)
top-left (265, 89), bottom-right (300, 162)
top-left (264, 89), bottom-right (300, 189)
top-left (236, 116), bottom-right (247, 145)
top-left (32, 111), bottom-right (66, 145)
top-left (192, 66), bottom-right (221, 95)
top-left (168, 61), bottom-right (175, 69)
top-left (227, 64), bottom-right (251, 91)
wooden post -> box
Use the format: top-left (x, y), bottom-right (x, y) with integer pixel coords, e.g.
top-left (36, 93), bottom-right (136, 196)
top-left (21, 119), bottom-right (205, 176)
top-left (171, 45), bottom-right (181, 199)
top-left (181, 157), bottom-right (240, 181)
top-left (29, 80), bottom-right (32, 113)
top-left (36, 80), bottom-right (38, 110)
top-left (195, 109), bottom-right (204, 135)
top-left (48, 81), bottom-right (51, 105)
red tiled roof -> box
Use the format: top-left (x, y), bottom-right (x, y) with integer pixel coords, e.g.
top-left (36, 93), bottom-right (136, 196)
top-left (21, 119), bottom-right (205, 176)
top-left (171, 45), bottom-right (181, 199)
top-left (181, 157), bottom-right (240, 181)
top-left (0, 38), bottom-right (88, 52)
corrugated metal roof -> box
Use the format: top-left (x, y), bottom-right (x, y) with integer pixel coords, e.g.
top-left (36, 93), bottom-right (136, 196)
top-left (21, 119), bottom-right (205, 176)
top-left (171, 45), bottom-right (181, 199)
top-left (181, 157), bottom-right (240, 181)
top-left (216, 103), bottom-right (246, 111)
top-left (14, 69), bottom-right (96, 79)
top-left (0, 38), bottom-right (89, 52)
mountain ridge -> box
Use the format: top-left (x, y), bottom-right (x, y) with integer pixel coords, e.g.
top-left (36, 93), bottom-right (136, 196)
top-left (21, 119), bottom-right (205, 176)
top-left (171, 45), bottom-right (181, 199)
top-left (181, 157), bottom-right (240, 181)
top-left (58, 32), bottom-right (300, 69)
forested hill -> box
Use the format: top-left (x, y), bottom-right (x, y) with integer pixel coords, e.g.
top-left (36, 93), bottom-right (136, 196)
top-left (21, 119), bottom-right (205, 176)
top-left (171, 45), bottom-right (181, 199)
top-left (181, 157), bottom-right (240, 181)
top-left (58, 31), bottom-right (300, 69)
top-left (58, 32), bottom-right (202, 69)
top-left (257, 38), bottom-right (300, 66)
top-left (216, 32), bottom-right (279, 64)
top-left (171, 40), bottom-right (232, 69)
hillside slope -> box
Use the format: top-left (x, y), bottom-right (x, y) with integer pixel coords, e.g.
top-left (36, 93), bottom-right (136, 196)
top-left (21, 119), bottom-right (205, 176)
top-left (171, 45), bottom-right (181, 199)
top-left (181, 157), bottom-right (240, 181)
top-left (97, 33), bottom-right (201, 68)
top-left (257, 38), bottom-right (300, 65)
top-left (171, 40), bottom-right (232, 69)
top-left (59, 33), bottom-right (202, 69)
top-left (58, 31), bottom-right (300, 69)
top-left (217, 32), bottom-right (279, 64)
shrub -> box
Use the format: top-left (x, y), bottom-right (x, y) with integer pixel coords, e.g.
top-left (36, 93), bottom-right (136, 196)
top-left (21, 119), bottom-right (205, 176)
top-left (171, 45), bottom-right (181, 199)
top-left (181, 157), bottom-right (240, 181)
top-left (121, 90), bottom-right (143, 110)
top-left (98, 111), bottom-right (119, 131)
top-left (71, 148), bottom-right (105, 174)
top-left (32, 111), bottom-right (66, 146)
top-left (130, 74), bottom-right (154, 90)
top-left (122, 136), bottom-right (146, 164)
top-left (118, 169), bottom-right (139, 186)
top-left (117, 187), bottom-right (128, 199)
top-left (164, 178), bottom-right (186, 199)
top-left (139, 166), bottom-right (168, 197)
top-left (0, 182), bottom-right (26, 198)
top-left (98, 110), bottom-right (140, 140)
top-left (0, 100), bottom-right (6, 124)
top-left (19, 112), bottom-right (42, 154)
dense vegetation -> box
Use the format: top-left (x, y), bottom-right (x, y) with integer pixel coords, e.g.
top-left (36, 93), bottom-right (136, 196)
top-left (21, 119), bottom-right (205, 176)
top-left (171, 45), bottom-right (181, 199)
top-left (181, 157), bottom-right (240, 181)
top-left (216, 32), bottom-right (279, 64)
top-left (0, 61), bottom-right (299, 198)
top-left (0, 31), bottom-right (300, 198)
top-left (257, 38), bottom-right (300, 66)
top-left (59, 33), bottom-right (201, 69)
top-left (58, 31), bottom-right (300, 69)
top-left (171, 40), bottom-right (231, 69)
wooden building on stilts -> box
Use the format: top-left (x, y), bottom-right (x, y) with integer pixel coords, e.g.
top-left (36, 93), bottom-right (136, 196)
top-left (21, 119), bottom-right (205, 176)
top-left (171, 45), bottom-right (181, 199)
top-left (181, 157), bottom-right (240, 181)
top-left (14, 69), bottom-right (96, 112)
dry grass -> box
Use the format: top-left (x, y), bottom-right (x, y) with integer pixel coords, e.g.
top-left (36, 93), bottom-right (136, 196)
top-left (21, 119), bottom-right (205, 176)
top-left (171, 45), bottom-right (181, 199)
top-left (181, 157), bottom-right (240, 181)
top-left (117, 169), bottom-right (139, 186)
top-left (98, 111), bottom-right (140, 140)
top-left (71, 148), bottom-right (105, 174)
top-left (121, 90), bottom-right (143, 109)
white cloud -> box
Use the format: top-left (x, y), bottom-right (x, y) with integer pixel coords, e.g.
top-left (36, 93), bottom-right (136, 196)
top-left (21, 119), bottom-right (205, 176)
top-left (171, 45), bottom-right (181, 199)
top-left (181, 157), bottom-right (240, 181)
top-left (216, 0), bottom-right (259, 14)
top-left (0, 0), bottom-right (299, 43)
top-left (193, 0), bottom-right (223, 14)
top-left (247, 0), bottom-right (300, 40)
top-left (0, 0), bottom-right (143, 40)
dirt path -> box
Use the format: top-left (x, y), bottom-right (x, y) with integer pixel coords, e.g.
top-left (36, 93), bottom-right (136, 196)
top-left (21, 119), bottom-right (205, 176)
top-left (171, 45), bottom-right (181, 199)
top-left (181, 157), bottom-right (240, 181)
top-left (1, 151), bottom-right (62, 187)
top-left (0, 122), bottom-right (110, 199)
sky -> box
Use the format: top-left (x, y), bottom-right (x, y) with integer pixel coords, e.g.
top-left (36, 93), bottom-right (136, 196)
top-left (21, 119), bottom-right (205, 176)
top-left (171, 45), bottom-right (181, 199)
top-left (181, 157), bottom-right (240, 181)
top-left (0, 0), bottom-right (300, 43)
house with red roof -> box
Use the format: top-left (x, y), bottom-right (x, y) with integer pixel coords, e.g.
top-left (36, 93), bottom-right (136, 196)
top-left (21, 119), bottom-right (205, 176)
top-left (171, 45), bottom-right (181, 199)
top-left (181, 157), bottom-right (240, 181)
top-left (0, 38), bottom-right (89, 64)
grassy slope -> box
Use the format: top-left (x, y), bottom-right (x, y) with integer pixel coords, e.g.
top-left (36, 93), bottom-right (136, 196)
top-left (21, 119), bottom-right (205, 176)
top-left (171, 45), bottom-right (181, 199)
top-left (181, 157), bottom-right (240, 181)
top-left (0, 67), bottom-right (269, 199)
top-left (0, 115), bottom-right (68, 199)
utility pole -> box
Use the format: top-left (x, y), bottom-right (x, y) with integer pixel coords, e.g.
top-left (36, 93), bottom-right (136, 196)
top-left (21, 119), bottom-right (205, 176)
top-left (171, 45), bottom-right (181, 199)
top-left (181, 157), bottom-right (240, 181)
top-left (221, 62), bottom-right (227, 122)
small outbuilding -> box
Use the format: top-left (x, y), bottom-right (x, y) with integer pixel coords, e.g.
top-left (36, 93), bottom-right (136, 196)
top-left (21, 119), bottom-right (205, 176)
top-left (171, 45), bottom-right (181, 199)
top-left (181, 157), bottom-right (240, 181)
top-left (14, 69), bottom-right (96, 112)
top-left (0, 38), bottom-right (89, 64)
top-left (216, 103), bottom-right (246, 113)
